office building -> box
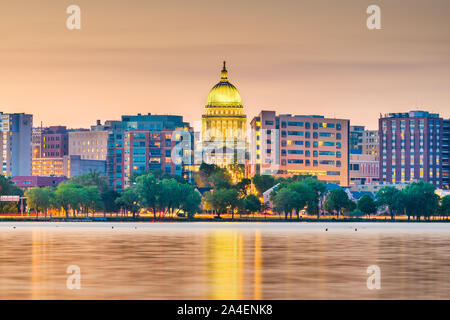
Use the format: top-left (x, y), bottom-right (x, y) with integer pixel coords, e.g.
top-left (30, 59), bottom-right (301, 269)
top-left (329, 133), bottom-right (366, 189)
top-left (249, 110), bottom-right (349, 186)
top-left (379, 110), bottom-right (446, 187)
top-left (69, 130), bottom-right (108, 160)
top-left (0, 112), bottom-right (33, 177)
top-left (106, 113), bottom-right (192, 190)
top-left (40, 126), bottom-right (69, 158)
top-left (349, 154), bottom-right (379, 185)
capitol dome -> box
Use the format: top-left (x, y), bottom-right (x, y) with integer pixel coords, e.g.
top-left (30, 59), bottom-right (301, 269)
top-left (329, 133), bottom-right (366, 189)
top-left (205, 62), bottom-right (243, 108)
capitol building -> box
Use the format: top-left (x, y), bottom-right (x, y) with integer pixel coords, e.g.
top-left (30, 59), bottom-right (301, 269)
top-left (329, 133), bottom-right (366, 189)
top-left (201, 62), bottom-right (247, 167)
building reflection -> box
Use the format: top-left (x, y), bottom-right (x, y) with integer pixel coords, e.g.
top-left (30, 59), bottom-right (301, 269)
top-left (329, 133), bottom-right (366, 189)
top-left (205, 230), bottom-right (243, 299)
top-left (253, 231), bottom-right (262, 299)
top-left (204, 229), bottom-right (264, 300)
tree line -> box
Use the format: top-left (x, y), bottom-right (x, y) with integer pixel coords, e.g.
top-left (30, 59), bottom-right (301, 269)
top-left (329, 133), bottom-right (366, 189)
top-left (3, 166), bottom-right (450, 221)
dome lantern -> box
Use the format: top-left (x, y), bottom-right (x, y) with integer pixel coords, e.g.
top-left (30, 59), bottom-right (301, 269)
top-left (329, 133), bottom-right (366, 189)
top-left (206, 61), bottom-right (243, 108)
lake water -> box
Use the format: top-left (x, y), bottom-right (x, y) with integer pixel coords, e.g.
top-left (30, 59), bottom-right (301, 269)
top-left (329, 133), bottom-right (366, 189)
top-left (1, 222), bottom-right (449, 299)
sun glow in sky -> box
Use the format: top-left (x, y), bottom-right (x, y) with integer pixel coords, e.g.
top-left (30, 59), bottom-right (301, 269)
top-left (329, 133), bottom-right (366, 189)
top-left (0, 0), bottom-right (449, 129)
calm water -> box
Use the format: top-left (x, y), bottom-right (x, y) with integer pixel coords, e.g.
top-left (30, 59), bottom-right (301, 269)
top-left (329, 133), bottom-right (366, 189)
top-left (0, 222), bottom-right (450, 299)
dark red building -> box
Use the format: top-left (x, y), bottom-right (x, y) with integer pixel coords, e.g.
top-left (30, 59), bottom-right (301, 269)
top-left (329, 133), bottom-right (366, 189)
top-left (379, 110), bottom-right (449, 188)
top-left (40, 126), bottom-right (69, 158)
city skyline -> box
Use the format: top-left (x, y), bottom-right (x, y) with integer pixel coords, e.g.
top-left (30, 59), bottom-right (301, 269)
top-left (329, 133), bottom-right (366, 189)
top-left (1, 0), bottom-right (449, 130)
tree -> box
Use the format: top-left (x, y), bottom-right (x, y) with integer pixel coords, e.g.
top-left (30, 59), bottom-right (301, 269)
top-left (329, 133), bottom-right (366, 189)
top-left (82, 186), bottom-right (104, 215)
top-left (357, 194), bottom-right (377, 218)
top-left (115, 187), bottom-right (141, 218)
top-left (403, 182), bottom-right (439, 221)
top-left (261, 202), bottom-right (271, 220)
top-left (272, 188), bottom-right (298, 220)
top-left (285, 182), bottom-right (311, 218)
top-left (69, 169), bottom-right (109, 193)
top-left (208, 170), bottom-right (232, 190)
top-left (25, 187), bottom-right (53, 217)
top-left (376, 187), bottom-right (402, 220)
top-left (158, 178), bottom-right (181, 215)
top-left (54, 183), bottom-right (83, 217)
top-left (179, 185), bottom-right (202, 219)
top-left (101, 189), bottom-right (120, 213)
top-left (135, 173), bottom-right (159, 217)
top-left (302, 177), bottom-right (327, 216)
top-left (324, 188), bottom-right (352, 217)
top-left (196, 163), bottom-right (223, 188)
top-left (348, 208), bottom-right (364, 218)
top-left (0, 175), bottom-right (23, 196)
top-left (0, 176), bottom-right (23, 214)
top-left (243, 194), bottom-right (261, 216)
top-left (204, 188), bottom-right (239, 219)
top-left (439, 195), bottom-right (450, 220)
top-left (252, 174), bottom-right (276, 196)
top-left (235, 178), bottom-right (251, 197)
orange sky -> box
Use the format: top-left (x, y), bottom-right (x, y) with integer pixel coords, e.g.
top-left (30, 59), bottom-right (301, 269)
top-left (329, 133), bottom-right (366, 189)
top-left (0, 0), bottom-right (449, 130)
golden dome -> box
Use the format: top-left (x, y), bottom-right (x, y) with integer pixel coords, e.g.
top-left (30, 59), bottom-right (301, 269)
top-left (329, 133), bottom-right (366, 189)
top-left (206, 61), bottom-right (243, 108)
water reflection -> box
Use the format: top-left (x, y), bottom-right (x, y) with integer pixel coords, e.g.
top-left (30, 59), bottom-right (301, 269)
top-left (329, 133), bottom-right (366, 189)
top-left (0, 223), bottom-right (449, 299)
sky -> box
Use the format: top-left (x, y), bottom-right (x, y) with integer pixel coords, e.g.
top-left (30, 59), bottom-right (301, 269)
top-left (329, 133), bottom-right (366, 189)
top-left (0, 0), bottom-right (449, 130)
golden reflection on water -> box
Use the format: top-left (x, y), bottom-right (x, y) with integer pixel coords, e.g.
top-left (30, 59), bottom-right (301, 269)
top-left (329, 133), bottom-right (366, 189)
top-left (253, 231), bottom-right (262, 300)
top-left (206, 230), bottom-right (241, 299)
top-left (1, 223), bottom-right (450, 299)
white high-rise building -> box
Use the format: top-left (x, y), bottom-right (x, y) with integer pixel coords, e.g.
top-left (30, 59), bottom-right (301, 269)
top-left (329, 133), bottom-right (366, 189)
top-left (1, 113), bottom-right (33, 177)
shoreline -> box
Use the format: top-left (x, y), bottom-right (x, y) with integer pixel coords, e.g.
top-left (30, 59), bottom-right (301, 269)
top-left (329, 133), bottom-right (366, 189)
top-left (1, 217), bottom-right (449, 223)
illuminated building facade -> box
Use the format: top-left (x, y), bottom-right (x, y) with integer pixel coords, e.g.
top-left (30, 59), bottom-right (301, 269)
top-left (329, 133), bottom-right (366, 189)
top-left (362, 129), bottom-right (379, 160)
top-left (249, 110), bottom-right (349, 186)
top-left (69, 130), bottom-right (108, 160)
top-left (106, 113), bottom-right (193, 190)
top-left (1, 112), bottom-right (33, 177)
top-left (122, 128), bottom-right (194, 187)
top-left (40, 126), bottom-right (68, 158)
top-left (31, 155), bottom-right (106, 178)
top-left (379, 110), bottom-right (448, 187)
top-left (201, 62), bottom-right (247, 167)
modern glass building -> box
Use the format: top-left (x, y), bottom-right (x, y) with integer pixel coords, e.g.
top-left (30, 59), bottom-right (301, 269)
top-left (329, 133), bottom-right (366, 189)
top-left (106, 114), bottom-right (192, 190)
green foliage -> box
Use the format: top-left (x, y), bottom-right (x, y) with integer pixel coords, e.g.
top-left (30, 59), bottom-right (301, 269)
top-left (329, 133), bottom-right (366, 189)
top-left (324, 188), bottom-right (354, 216)
top-left (115, 187), bottom-right (140, 217)
top-left (101, 189), bottom-right (120, 213)
top-left (440, 195), bottom-right (450, 218)
top-left (69, 169), bottom-right (109, 193)
top-left (0, 176), bottom-right (23, 213)
top-left (241, 194), bottom-right (261, 214)
top-left (0, 175), bottom-right (23, 196)
top-left (203, 188), bottom-right (239, 218)
top-left (25, 187), bottom-right (54, 213)
top-left (402, 182), bottom-right (439, 220)
top-left (208, 170), bottom-right (232, 189)
top-left (195, 163), bottom-right (226, 188)
top-left (348, 208), bottom-right (364, 218)
top-left (53, 182), bottom-right (103, 217)
top-left (179, 185), bottom-right (202, 218)
top-left (252, 174), bottom-right (276, 196)
top-left (357, 194), bottom-right (377, 217)
top-left (133, 173), bottom-right (201, 218)
top-left (376, 186), bottom-right (403, 219)
top-left (235, 178), bottom-right (251, 197)
top-left (135, 173), bottom-right (159, 215)
top-left (272, 188), bottom-right (301, 219)
top-left (374, 182), bottom-right (440, 220)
